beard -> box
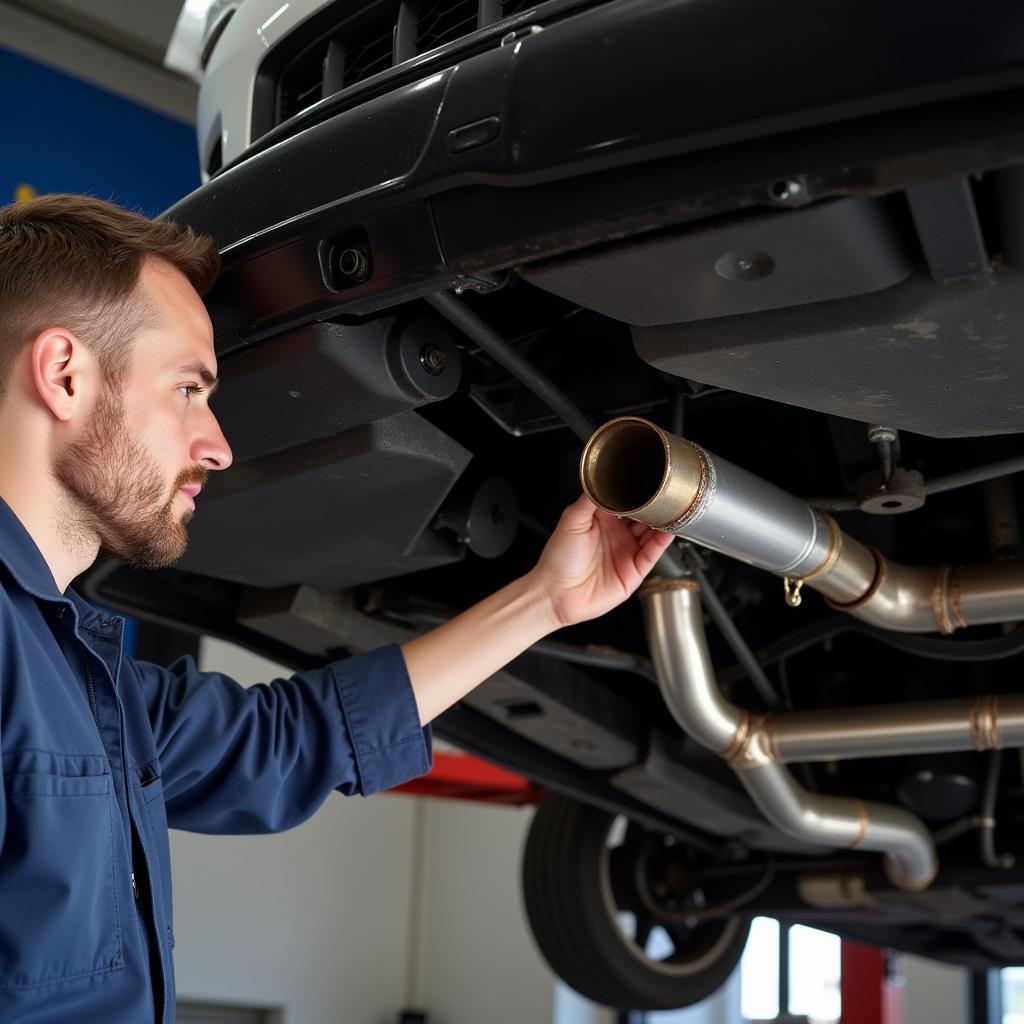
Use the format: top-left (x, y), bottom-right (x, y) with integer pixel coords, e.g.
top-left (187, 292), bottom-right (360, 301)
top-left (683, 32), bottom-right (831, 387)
top-left (54, 385), bottom-right (207, 570)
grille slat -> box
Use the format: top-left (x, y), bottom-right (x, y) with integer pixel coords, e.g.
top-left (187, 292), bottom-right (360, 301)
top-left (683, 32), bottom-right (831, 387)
top-left (279, 42), bottom-right (328, 122)
top-left (344, 24), bottom-right (396, 87)
top-left (416, 0), bottom-right (479, 53)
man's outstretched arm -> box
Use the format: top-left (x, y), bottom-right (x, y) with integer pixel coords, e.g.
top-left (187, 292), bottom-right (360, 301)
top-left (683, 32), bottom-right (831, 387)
top-left (401, 492), bottom-right (675, 726)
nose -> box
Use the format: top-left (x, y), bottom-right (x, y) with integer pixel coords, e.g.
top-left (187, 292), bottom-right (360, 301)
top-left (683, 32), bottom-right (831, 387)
top-left (190, 406), bottom-right (233, 472)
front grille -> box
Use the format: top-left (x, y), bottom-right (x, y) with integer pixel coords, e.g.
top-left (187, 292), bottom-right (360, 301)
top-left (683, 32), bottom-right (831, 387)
top-left (417, 0), bottom-right (479, 53)
top-left (271, 0), bottom-right (559, 134)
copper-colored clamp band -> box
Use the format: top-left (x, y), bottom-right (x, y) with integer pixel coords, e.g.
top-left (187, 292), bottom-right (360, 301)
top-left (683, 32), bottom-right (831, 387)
top-left (803, 514), bottom-right (843, 583)
top-left (719, 712), bottom-right (753, 764)
top-left (949, 567), bottom-right (968, 631)
top-left (664, 442), bottom-right (711, 533)
top-left (845, 799), bottom-right (870, 849)
top-left (932, 565), bottom-right (955, 635)
top-left (721, 713), bottom-right (776, 768)
top-left (825, 546), bottom-right (887, 612)
top-left (637, 577), bottom-right (700, 599)
top-left (969, 695), bottom-right (1003, 751)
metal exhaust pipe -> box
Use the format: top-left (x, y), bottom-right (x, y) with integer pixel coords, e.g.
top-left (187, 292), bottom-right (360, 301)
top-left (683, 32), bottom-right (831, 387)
top-left (640, 579), bottom-right (938, 891)
top-left (586, 417), bottom-right (1024, 889)
top-left (582, 417), bottom-right (1024, 633)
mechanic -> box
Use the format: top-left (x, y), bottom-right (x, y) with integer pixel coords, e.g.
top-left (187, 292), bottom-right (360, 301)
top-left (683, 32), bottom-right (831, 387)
top-left (0, 193), bottom-right (674, 1023)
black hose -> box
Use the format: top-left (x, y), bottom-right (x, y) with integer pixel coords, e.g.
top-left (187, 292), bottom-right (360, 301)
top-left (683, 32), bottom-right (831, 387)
top-left (426, 291), bottom-right (594, 443)
top-left (979, 750), bottom-right (1013, 869)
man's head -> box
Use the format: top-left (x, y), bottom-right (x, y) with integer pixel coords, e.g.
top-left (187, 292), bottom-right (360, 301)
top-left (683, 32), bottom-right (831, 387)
top-left (0, 194), bottom-right (233, 570)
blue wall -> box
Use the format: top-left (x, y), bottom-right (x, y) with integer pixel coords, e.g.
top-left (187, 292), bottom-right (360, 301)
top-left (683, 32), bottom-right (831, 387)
top-left (0, 45), bottom-right (203, 645)
top-left (0, 45), bottom-right (200, 215)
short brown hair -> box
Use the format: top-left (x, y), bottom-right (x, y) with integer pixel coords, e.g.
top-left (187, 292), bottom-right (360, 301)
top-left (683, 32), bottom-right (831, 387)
top-left (0, 193), bottom-right (220, 397)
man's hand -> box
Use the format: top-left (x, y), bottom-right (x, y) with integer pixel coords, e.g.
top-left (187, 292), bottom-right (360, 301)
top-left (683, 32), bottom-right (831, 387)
top-left (402, 493), bottom-right (674, 725)
top-left (528, 492), bottom-right (676, 628)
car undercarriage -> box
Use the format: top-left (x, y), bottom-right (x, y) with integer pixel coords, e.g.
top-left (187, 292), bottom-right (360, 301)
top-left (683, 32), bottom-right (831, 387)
top-left (81, 0), bottom-right (1024, 1008)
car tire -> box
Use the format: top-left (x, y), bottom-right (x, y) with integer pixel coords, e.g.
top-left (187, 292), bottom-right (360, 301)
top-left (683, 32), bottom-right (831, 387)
top-left (522, 793), bottom-right (751, 1011)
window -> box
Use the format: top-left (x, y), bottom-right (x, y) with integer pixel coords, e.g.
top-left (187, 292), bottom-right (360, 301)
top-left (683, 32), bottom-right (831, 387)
top-left (741, 918), bottom-right (781, 1021)
top-left (740, 918), bottom-right (841, 1023)
top-left (789, 925), bottom-right (841, 1021)
top-left (1003, 966), bottom-right (1024, 1023)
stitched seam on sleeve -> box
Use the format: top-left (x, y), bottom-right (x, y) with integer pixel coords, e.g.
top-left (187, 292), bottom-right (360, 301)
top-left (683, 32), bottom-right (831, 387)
top-left (329, 663), bottom-right (368, 793)
top-left (359, 733), bottom-right (428, 757)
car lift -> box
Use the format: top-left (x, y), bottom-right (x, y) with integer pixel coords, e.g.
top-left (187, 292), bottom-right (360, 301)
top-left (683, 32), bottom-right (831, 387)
top-left (389, 751), bottom-right (544, 806)
top-left (840, 943), bottom-right (903, 1024)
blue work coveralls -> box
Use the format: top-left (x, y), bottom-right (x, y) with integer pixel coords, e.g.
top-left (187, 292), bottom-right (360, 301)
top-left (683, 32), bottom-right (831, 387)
top-left (0, 498), bottom-right (433, 1022)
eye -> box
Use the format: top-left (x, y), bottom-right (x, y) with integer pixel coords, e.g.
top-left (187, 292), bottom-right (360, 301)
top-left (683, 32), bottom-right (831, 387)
top-left (177, 385), bottom-right (205, 401)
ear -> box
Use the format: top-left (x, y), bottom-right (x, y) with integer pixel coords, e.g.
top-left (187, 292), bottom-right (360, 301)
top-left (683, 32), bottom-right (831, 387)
top-left (30, 328), bottom-right (97, 422)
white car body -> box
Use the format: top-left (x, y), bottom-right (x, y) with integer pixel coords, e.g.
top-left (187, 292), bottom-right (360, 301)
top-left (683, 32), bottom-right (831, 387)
top-left (196, 0), bottom-right (334, 179)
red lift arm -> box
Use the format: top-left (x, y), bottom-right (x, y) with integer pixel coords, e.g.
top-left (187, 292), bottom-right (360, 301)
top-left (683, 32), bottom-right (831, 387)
top-left (388, 752), bottom-right (544, 806)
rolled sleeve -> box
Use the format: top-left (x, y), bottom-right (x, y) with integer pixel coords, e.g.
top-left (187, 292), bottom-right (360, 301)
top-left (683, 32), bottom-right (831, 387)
top-left (330, 643), bottom-right (433, 796)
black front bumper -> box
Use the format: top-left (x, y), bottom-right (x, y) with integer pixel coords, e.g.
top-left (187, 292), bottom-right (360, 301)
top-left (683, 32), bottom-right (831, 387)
top-left (166, 0), bottom-right (1024, 352)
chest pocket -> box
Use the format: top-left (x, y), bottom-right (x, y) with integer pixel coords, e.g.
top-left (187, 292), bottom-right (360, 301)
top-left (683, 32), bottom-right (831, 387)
top-left (0, 758), bottom-right (125, 990)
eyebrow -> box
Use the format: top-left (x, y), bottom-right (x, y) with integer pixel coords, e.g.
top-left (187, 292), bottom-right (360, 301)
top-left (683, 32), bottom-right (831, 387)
top-left (174, 361), bottom-right (220, 396)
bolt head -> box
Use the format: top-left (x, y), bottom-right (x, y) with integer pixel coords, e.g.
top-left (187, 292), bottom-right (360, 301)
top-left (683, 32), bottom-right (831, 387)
top-left (420, 344), bottom-right (447, 376)
top-left (770, 178), bottom-right (804, 203)
top-left (867, 424), bottom-right (898, 444)
top-left (335, 246), bottom-right (370, 283)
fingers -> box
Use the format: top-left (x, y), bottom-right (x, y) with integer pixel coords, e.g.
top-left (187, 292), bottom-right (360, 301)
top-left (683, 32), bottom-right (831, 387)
top-left (634, 529), bottom-right (675, 578)
top-left (612, 513), bottom-right (664, 552)
top-left (565, 491), bottom-right (673, 572)
top-left (558, 492), bottom-right (603, 536)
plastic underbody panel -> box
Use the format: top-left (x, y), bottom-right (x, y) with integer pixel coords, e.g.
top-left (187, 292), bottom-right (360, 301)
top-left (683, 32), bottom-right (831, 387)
top-left (79, 0), bottom-right (1024, 968)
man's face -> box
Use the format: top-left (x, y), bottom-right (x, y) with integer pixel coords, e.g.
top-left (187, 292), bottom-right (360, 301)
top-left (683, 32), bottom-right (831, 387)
top-left (54, 259), bottom-right (232, 569)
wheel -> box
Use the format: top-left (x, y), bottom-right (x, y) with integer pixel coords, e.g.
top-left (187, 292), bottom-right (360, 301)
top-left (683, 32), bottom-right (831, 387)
top-left (522, 793), bottom-right (752, 1011)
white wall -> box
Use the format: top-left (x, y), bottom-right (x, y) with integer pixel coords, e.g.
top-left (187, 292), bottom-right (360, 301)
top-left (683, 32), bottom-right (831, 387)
top-left (411, 799), bottom-right (558, 1024)
top-left (901, 954), bottom-right (968, 1024)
